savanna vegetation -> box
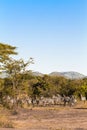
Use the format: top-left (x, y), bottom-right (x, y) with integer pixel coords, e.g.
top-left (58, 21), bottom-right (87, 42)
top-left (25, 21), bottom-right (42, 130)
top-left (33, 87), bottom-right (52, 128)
top-left (0, 42), bottom-right (87, 109)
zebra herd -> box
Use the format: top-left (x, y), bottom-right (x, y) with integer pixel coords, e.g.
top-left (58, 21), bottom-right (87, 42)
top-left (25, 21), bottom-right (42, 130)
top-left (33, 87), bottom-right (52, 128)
top-left (0, 94), bottom-right (78, 108)
top-left (31, 94), bottom-right (77, 107)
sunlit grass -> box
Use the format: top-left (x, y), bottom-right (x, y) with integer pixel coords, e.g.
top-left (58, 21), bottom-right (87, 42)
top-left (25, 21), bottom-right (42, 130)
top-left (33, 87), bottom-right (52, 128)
top-left (0, 106), bottom-right (14, 128)
top-left (0, 115), bottom-right (14, 128)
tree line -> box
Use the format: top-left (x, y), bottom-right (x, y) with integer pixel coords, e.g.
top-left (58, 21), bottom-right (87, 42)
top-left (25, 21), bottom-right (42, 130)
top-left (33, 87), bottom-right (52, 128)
top-left (0, 43), bottom-right (87, 108)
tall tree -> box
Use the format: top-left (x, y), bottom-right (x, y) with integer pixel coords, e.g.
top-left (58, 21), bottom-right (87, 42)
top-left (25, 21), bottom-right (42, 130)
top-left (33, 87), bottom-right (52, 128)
top-left (0, 43), bottom-right (17, 106)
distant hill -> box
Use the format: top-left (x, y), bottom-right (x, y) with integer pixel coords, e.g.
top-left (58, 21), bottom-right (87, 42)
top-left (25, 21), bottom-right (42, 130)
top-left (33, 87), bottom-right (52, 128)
top-left (32, 71), bottom-right (44, 77)
top-left (49, 71), bottom-right (85, 79)
top-left (0, 71), bottom-right (86, 79)
top-left (31, 71), bottom-right (86, 79)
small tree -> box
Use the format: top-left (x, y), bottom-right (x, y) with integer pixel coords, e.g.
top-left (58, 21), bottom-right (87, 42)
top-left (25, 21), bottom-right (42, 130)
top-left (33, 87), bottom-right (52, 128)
top-left (4, 58), bottom-right (34, 95)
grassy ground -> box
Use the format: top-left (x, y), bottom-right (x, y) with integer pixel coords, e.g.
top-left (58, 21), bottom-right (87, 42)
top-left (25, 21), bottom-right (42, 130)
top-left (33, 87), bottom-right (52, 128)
top-left (0, 101), bottom-right (87, 130)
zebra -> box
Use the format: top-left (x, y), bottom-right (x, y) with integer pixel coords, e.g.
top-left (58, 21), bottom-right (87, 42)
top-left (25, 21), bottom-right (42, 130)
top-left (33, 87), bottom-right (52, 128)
top-left (62, 95), bottom-right (76, 106)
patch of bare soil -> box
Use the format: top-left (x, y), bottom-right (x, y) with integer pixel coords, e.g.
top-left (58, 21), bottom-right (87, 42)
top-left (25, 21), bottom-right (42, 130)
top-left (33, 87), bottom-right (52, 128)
top-left (0, 102), bottom-right (87, 130)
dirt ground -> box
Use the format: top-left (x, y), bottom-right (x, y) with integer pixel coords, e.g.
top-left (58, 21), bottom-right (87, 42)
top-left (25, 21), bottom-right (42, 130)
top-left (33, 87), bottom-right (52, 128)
top-left (0, 102), bottom-right (87, 130)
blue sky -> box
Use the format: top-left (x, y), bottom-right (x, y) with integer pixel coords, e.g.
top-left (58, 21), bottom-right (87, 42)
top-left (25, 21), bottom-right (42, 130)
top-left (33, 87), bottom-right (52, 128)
top-left (0, 0), bottom-right (87, 75)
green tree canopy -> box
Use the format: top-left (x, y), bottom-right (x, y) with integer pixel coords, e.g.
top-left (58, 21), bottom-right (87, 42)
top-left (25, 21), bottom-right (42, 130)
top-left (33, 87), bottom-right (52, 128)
top-left (0, 43), bottom-right (17, 63)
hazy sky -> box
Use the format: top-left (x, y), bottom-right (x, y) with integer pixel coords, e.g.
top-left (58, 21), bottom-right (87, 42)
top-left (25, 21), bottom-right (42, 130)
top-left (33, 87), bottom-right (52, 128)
top-left (0, 0), bottom-right (87, 75)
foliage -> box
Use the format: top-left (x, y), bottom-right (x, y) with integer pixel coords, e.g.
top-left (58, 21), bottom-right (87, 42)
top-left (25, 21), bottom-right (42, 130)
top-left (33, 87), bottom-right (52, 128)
top-left (3, 58), bottom-right (34, 98)
top-left (0, 43), bottom-right (17, 70)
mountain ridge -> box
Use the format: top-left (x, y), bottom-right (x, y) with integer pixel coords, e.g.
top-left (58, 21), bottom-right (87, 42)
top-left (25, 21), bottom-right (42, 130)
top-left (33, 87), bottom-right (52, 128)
top-left (32, 71), bottom-right (86, 79)
top-left (49, 71), bottom-right (85, 79)
top-left (0, 71), bottom-right (86, 79)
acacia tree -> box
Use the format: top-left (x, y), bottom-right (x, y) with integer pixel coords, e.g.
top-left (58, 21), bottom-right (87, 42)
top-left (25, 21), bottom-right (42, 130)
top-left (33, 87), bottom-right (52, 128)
top-left (0, 43), bottom-right (17, 104)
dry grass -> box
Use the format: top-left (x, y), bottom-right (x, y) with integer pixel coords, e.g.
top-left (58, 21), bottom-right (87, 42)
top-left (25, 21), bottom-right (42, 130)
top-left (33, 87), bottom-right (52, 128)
top-left (0, 107), bottom-right (14, 128)
top-left (0, 101), bottom-right (87, 130)
top-left (0, 115), bottom-right (14, 128)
